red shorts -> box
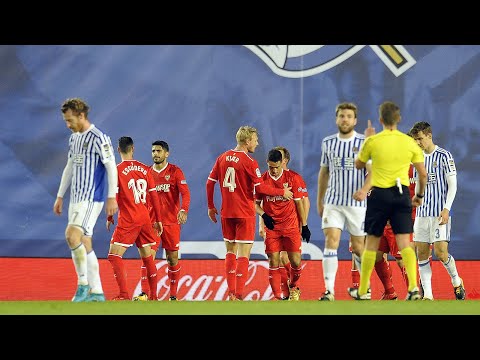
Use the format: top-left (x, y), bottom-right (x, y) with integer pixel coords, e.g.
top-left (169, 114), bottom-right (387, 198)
top-left (110, 223), bottom-right (158, 248)
top-left (378, 224), bottom-right (413, 259)
top-left (264, 227), bottom-right (302, 254)
top-left (221, 217), bottom-right (255, 243)
top-left (151, 223), bottom-right (181, 252)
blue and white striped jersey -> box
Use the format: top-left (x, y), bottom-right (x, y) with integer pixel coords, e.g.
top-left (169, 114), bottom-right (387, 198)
top-left (320, 131), bottom-right (367, 207)
top-left (415, 145), bottom-right (456, 217)
top-left (68, 125), bottom-right (115, 203)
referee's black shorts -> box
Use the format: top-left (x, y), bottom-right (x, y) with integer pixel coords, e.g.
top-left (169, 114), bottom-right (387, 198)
top-left (365, 185), bottom-right (413, 237)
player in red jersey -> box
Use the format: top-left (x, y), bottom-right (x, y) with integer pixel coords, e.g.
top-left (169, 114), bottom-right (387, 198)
top-left (259, 146), bottom-right (310, 299)
top-left (256, 149), bottom-right (310, 300)
top-left (206, 126), bottom-right (293, 301)
top-left (373, 163), bottom-right (417, 299)
top-left (106, 137), bottom-right (163, 301)
top-left (133, 140), bottom-right (191, 301)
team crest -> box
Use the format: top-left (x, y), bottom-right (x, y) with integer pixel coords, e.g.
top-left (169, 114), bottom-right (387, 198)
top-left (433, 161), bottom-right (438, 168)
top-left (283, 183), bottom-right (289, 188)
top-left (165, 175), bottom-right (170, 181)
top-left (353, 146), bottom-right (359, 153)
top-left (244, 45), bottom-right (416, 78)
top-left (83, 142), bottom-right (89, 149)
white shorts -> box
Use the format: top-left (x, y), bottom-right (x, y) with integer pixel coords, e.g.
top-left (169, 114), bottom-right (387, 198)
top-left (322, 204), bottom-right (366, 236)
top-left (68, 201), bottom-right (104, 237)
top-left (413, 216), bottom-right (451, 244)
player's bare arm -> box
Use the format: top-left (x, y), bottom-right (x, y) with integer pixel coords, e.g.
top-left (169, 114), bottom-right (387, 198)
top-left (412, 161), bottom-right (427, 207)
top-left (317, 166), bottom-right (329, 217)
top-left (353, 162), bottom-right (372, 201)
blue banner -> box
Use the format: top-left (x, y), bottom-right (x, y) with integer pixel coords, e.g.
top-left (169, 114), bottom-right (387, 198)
top-left (1, 45), bottom-right (479, 259)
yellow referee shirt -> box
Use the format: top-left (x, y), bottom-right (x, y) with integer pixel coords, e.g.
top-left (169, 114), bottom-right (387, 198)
top-left (358, 129), bottom-right (424, 188)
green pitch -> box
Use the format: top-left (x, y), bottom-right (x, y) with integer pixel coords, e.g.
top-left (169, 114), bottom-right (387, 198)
top-left (0, 300), bottom-right (479, 315)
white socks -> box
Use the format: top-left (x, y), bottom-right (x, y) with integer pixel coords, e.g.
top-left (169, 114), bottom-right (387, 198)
top-left (442, 254), bottom-right (461, 287)
top-left (87, 250), bottom-right (104, 294)
top-left (418, 259), bottom-right (433, 299)
top-left (323, 248), bottom-right (338, 294)
top-left (71, 243), bottom-right (88, 286)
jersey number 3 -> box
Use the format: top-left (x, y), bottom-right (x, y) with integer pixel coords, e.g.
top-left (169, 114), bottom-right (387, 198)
top-left (223, 167), bottom-right (236, 192)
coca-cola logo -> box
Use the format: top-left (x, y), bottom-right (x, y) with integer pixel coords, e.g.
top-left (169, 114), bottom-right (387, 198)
top-left (132, 260), bottom-right (277, 301)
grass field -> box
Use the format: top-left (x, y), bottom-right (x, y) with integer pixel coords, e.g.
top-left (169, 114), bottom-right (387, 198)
top-left (1, 300), bottom-right (479, 315)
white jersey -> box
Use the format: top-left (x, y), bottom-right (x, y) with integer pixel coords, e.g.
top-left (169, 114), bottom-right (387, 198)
top-left (415, 145), bottom-right (456, 217)
top-left (320, 131), bottom-right (367, 207)
top-left (68, 124), bottom-right (115, 203)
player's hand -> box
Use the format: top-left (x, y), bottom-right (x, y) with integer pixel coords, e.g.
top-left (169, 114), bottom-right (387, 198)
top-left (364, 119), bottom-right (376, 138)
top-left (154, 221), bottom-right (163, 236)
top-left (177, 209), bottom-right (188, 225)
top-left (438, 208), bottom-right (449, 225)
top-left (208, 208), bottom-right (218, 223)
top-left (353, 189), bottom-right (367, 201)
top-left (412, 195), bottom-right (423, 207)
top-left (301, 225), bottom-right (311, 243)
top-left (105, 197), bottom-right (118, 217)
top-left (261, 212), bottom-right (275, 230)
top-left (283, 187), bottom-right (293, 200)
top-left (106, 215), bottom-right (115, 231)
top-left (53, 197), bottom-right (63, 216)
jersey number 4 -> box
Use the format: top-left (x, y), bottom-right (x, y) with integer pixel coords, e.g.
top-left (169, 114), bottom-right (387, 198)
top-left (223, 167), bottom-right (236, 192)
top-left (128, 178), bottom-right (147, 204)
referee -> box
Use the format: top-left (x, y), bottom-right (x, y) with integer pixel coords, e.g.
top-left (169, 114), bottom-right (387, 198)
top-left (350, 101), bottom-right (427, 300)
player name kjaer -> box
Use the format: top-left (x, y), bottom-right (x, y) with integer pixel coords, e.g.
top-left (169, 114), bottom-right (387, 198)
top-left (225, 155), bottom-right (239, 163)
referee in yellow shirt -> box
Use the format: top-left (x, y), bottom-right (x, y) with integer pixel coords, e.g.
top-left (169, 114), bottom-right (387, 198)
top-left (351, 101), bottom-right (427, 300)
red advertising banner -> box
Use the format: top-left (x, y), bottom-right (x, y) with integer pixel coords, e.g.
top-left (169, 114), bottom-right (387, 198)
top-left (0, 258), bottom-right (479, 301)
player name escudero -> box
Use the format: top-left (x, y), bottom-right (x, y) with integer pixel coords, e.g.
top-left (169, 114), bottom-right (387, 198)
top-left (122, 164), bottom-right (148, 176)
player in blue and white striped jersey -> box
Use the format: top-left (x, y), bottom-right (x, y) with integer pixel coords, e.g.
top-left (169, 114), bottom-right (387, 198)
top-left (410, 121), bottom-right (465, 300)
top-left (53, 98), bottom-right (118, 302)
top-left (317, 102), bottom-right (371, 301)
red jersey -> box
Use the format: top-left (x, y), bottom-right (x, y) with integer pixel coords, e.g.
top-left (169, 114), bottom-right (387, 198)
top-left (148, 163), bottom-right (191, 225)
top-left (256, 169), bottom-right (304, 230)
top-left (116, 160), bottom-right (161, 228)
top-left (286, 169), bottom-right (308, 198)
top-left (207, 149), bottom-right (277, 218)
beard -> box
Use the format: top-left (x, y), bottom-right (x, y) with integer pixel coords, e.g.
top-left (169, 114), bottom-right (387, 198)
top-left (338, 124), bottom-right (354, 135)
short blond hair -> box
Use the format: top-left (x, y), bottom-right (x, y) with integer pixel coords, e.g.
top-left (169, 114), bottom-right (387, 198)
top-left (236, 126), bottom-right (258, 145)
